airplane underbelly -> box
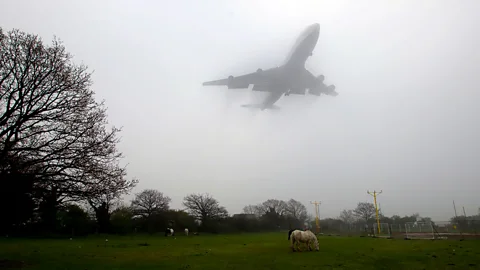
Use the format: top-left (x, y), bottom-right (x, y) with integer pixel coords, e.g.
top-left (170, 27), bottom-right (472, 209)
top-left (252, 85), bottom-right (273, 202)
top-left (288, 87), bottom-right (306, 95)
top-left (263, 91), bottom-right (284, 107)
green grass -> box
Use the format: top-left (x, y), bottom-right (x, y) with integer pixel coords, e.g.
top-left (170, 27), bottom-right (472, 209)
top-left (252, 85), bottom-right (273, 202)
top-left (1, 233), bottom-right (479, 269)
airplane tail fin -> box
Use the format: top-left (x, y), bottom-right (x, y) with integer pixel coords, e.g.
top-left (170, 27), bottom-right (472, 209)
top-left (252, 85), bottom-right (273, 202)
top-left (241, 104), bottom-right (281, 110)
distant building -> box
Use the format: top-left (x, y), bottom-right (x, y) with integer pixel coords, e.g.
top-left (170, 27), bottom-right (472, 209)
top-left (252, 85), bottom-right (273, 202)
top-left (232, 214), bottom-right (257, 220)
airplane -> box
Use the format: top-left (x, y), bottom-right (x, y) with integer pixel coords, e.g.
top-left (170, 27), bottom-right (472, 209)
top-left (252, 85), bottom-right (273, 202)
top-left (202, 23), bottom-right (338, 110)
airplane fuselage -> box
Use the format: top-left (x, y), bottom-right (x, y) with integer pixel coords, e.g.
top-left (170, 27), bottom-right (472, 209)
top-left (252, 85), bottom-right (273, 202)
top-left (284, 23), bottom-right (320, 69)
top-left (256, 24), bottom-right (321, 109)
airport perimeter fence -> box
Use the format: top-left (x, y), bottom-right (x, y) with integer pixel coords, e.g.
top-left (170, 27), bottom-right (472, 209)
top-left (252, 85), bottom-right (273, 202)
top-left (433, 220), bottom-right (480, 236)
top-left (317, 220), bottom-right (480, 239)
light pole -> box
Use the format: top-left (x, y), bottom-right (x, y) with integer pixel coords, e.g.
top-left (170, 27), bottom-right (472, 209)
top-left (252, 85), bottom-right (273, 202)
top-left (367, 190), bottom-right (382, 235)
top-left (310, 201), bottom-right (321, 234)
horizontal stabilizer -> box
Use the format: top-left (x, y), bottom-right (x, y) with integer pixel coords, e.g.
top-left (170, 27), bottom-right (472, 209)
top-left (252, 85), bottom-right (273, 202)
top-left (241, 104), bottom-right (281, 110)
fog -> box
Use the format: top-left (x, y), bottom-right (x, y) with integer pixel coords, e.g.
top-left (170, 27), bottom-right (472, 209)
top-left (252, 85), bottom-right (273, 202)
top-left (2, 0), bottom-right (479, 221)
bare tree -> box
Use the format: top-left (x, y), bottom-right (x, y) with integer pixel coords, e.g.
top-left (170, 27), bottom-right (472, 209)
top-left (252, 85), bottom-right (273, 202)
top-left (306, 214), bottom-right (315, 225)
top-left (353, 202), bottom-right (376, 223)
top-left (131, 189), bottom-right (171, 218)
top-left (285, 199), bottom-right (308, 222)
top-left (242, 204), bottom-right (263, 217)
top-left (419, 217), bottom-right (432, 223)
top-left (87, 192), bottom-right (124, 233)
top-left (339, 209), bottom-right (356, 224)
top-left (242, 205), bottom-right (257, 216)
top-left (0, 28), bottom-right (137, 205)
top-left (182, 193), bottom-right (228, 223)
top-left (261, 199), bottom-right (287, 216)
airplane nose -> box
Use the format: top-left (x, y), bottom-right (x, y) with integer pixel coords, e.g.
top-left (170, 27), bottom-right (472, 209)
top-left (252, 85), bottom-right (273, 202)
top-left (312, 23), bottom-right (320, 32)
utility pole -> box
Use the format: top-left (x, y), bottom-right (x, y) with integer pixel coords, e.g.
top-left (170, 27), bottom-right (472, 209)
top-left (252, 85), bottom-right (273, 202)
top-left (452, 200), bottom-right (463, 238)
top-left (310, 201), bottom-right (321, 234)
top-left (453, 200), bottom-right (458, 218)
top-left (367, 190), bottom-right (382, 235)
top-left (463, 206), bottom-right (469, 230)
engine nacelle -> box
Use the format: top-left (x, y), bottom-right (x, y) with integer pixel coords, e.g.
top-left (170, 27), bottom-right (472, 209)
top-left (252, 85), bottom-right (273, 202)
top-left (326, 85), bottom-right (338, 96)
top-left (227, 75), bottom-right (234, 86)
top-left (227, 75), bottom-right (249, 89)
top-left (308, 78), bottom-right (338, 96)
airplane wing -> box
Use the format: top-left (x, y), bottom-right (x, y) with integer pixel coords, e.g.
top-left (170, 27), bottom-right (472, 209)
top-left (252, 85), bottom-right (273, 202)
top-left (303, 69), bottom-right (319, 86)
top-left (303, 69), bottom-right (338, 96)
top-left (202, 68), bottom-right (280, 89)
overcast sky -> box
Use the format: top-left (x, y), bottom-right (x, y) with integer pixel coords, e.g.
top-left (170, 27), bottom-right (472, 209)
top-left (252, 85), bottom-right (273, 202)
top-left (2, 0), bottom-right (479, 221)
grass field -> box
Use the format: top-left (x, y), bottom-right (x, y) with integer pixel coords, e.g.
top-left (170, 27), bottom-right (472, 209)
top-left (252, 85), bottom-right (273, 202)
top-left (1, 233), bottom-right (480, 269)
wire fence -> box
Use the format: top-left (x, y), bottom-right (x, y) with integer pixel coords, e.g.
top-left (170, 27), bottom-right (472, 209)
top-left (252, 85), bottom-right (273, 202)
top-left (317, 220), bottom-right (480, 239)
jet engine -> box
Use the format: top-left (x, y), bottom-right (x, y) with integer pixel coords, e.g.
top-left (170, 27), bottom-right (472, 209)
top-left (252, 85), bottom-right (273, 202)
top-left (325, 84), bottom-right (338, 96)
top-left (308, 75), bottom-right (337, 96)
top-left (227, 75), bottom-right (234, 88)
top-left (227, 75), bottom-right (249, 89)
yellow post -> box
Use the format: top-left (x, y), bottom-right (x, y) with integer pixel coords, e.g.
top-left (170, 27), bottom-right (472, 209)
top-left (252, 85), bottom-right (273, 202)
top-left (310, 201), bottom-right (321, 234)
top-left (367, 190), bottom-right (382, 235)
